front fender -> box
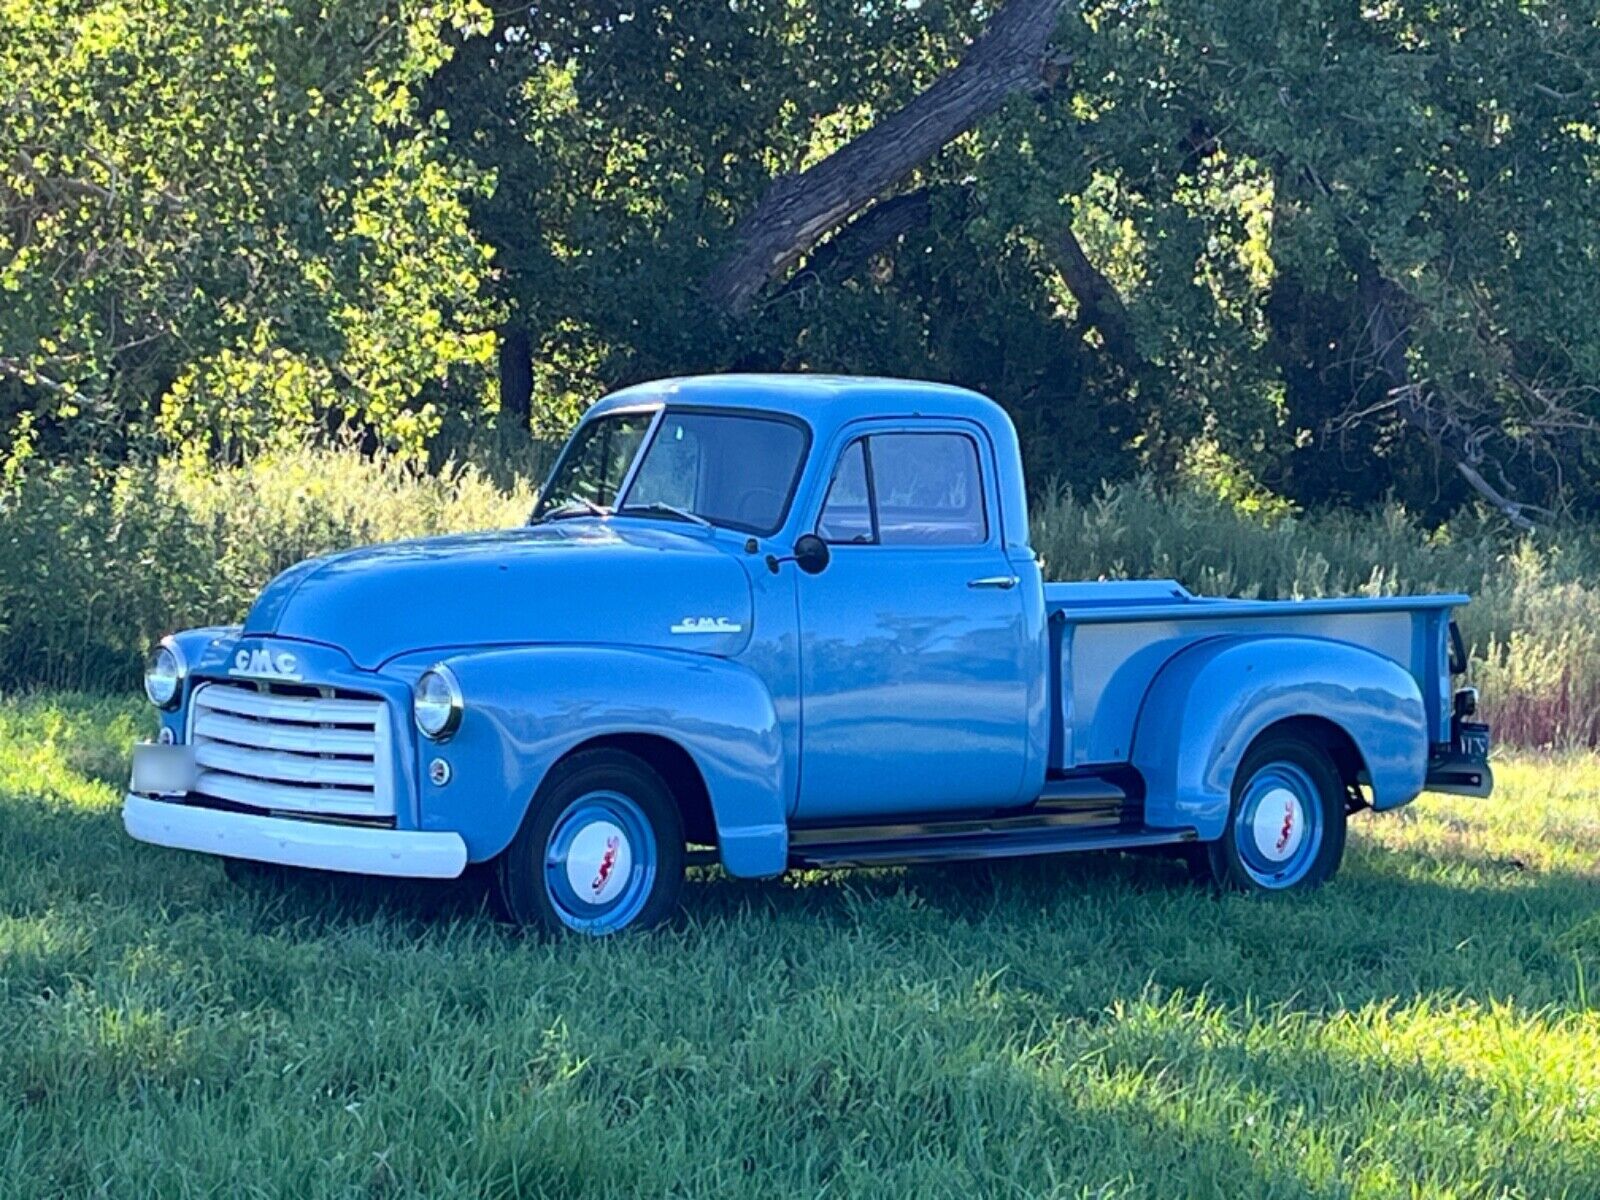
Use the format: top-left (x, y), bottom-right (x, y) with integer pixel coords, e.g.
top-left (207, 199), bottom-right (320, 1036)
top-left (1131, 636), bottom-right (1427, 839)
top-left (415, 645), bottom-right (789, 876)
top-left (155, 625), bottom-right (243, 741)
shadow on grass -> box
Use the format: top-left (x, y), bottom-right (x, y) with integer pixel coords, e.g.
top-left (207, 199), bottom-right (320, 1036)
top-left (6, 788), bottom-right (1598, 1014)
top-left (971, 998), bottom-right (1600, 1197)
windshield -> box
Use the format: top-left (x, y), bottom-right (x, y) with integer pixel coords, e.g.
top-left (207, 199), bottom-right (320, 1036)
top-left (533, 408), bottom-right (655, 515)
top-left (534, 408), bottom-right (808, 534)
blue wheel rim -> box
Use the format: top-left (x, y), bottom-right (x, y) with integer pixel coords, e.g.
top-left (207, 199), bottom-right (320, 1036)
top-left (543, 789), bottom-right (657, 933)
top-left (1233, 761), bottom-right (1323, 889)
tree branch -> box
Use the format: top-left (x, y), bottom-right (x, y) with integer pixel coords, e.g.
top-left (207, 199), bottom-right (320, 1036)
top-left (770, 186), bottom-right (943, 302)
top-left (1053, 223), bottom-right (1143, 373)
top-left (1352, 268), bottom-right (1540, 531)
top-left (702, 0), bottom-right (1068, 315)
top-left (0, 357), bottom-right (95, 408)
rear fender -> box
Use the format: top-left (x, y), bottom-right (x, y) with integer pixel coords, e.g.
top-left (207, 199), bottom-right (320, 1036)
top-left (413, 646), bottom-right (788, 876)
top-left (1131, 636), bottom-right (1427, 839)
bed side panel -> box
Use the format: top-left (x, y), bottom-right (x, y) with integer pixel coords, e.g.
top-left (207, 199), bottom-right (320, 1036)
top-left (1057, 608), bottom-right (1428, 770)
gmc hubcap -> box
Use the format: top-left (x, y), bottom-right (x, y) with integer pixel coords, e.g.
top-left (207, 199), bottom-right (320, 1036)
top-left (1250, 788), bottom-right (1305, 863)
top-left (543, 789), bottom-right (657, 933)
top-left (563, 819), bottom-right (633, 905)
top-left (1234, 761), bottom-right (1323, 888)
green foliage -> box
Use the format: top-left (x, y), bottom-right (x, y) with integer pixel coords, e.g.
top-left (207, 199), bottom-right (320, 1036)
top-left (419, 0), bottom-right (1599, 515)
top-left (4, 1), bottom-right (1596, 513)
top-left (3, 440), bottom-right (1598, 745)
top-left (0, 0), bottom-right (502, 457)
top-left (3, 691), bottom-right (1600, 1195)
top-left (1054, 0), bottom-right (1600, 509)
top-left (0, 443), bottom-right (532, 690)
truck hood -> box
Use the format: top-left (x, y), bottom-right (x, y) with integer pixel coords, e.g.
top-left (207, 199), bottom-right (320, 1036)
top-left (242, 522), bottom-right (755, 668)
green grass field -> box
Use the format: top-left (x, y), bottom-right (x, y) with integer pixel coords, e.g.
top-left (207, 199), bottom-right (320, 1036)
top-left (3, 694), bottom-right (1599, 1198)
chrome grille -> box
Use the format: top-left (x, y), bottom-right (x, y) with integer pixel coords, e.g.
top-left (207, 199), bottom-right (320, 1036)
top-left (188, 682), bottom-right (396, 819)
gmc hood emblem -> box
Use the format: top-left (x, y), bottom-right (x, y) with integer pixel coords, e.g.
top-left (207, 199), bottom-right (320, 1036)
top-left (230, 646), bottom-right (302, 681)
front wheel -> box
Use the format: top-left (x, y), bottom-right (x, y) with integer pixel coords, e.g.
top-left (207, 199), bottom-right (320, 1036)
top-left (495, 749), bottom-right (685, 935)
top-left (1200, 735), bottom-right (1347, 892)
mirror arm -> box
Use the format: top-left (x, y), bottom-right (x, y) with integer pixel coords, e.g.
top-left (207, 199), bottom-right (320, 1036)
top-left (766, 533), bottom-right (831, 575)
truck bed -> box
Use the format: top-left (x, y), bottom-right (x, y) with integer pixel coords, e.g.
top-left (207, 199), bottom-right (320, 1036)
top-left (1045, 580), bottom-right (1466, 773)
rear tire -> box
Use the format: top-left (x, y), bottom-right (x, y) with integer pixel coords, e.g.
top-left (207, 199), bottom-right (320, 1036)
top-left (495, 749), bottom-right (685, 935)
top-left (1201, 735), bottom-right (1347, 893)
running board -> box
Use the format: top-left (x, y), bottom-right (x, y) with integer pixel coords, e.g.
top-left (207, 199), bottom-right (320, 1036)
top-left (788, 821), bottom-right (1195, 870)
top-left (790, 774), bottom-right (1138, 850)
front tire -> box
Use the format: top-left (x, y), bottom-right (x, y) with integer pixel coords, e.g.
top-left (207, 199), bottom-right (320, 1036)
top-left (495, 749), bottom-right (685, 934)
top-left (1201, 735), bottom-right (1347, 892)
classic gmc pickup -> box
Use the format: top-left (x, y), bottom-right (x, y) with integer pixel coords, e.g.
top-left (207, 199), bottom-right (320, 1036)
top-left (125, 375), bottom-right (1492, 933)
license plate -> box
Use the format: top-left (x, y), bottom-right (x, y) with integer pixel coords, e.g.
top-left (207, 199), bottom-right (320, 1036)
top-left (130, 742), bottom-right (197, 796)
top-left (1455, 722), bottom-right (1491, 762)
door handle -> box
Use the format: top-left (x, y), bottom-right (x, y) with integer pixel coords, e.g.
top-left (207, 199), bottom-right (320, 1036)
top-left (967, 575), bottom-right (1019, 590)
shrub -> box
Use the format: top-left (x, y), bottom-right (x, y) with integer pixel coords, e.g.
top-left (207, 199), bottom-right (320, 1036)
top-left (0, 445), bottom-right (533, 692)
top-left (3, 450), bottom-right (1597, 747)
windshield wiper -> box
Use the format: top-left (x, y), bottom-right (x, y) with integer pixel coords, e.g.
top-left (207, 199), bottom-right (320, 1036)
top-left (535, 498), bottom-right (610, 523)
top-left (620, 501), bottom-right (712, 528)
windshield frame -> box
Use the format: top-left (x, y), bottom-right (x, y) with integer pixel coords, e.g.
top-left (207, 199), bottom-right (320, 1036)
top-left (531, 403), bottom-right (663, 523)
top-left (533, 403), bottom-right (813, 536)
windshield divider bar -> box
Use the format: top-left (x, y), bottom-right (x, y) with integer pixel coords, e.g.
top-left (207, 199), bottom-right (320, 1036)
top-left (612, 406), bottom-right (666, 511)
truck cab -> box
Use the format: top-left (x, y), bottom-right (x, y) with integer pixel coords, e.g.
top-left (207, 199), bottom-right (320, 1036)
top-left (125, 375), bottom-right (1492, 933)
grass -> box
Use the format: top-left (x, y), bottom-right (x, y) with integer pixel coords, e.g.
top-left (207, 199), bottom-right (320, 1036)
top-left (4, 695), bottom-right (1600, 1197)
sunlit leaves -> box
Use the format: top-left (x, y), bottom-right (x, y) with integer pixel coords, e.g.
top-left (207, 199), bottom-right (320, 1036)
top-left (0, 0), bottom-right (501, 457)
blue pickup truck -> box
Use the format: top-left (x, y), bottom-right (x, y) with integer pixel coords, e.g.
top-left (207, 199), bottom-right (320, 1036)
top-left (126, 375), bottom-right (1492, 933)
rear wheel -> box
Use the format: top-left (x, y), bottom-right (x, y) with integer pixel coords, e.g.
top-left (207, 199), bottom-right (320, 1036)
top-left (1201, 735), bottom-right (1347, 892)
top-left (495, 749), bottom-right (685, 935)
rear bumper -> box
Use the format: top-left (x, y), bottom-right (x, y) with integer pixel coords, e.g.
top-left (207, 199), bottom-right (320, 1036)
top-left (123, 793), bottom-right (468, 879)
top-left (1423, 755), bottom-right (1494, 798)
top-left (1424, 719), bottom-right (1494, 798)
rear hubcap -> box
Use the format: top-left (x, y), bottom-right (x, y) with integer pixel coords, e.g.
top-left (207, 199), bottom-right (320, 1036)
top-left (543, 790), bottom-right (656, 933)
top-left (1234, 762), bottom-right (1322, 888)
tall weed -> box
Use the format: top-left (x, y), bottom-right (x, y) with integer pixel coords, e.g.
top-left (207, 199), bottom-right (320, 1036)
top-left (2, 454), bottom-right (1596, 747)
top-left (0, 446), bottom-right (532, 691)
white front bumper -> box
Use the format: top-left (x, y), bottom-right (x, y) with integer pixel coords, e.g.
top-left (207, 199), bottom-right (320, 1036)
top-left (123, 793), bottom-right (468, 879)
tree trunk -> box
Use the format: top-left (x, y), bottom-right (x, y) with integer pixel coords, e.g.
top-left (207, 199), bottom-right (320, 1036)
top-left (771, 186), bottom-right (946, 301)
top-left (498, 323), bottom-right (533, 427)
top-left (1053, 225), bottom-right (1142, 374)
top-left (1355, 267), bottom-right (1537, 531)
top-left (702, 0), bottom-right (1067, 315)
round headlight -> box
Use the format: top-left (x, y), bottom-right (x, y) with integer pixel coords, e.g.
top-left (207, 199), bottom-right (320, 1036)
top-left (414, 666), bottom-right (463, 740)
top-left (144, 642), bottom-right (185, 709)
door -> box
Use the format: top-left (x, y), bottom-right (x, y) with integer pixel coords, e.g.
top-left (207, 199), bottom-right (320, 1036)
top-left (794, 425), bottom-right (1032, 820)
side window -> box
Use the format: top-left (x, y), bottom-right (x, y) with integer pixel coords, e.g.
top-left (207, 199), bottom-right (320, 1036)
top-left (871, 433), bottom-right (987, 546)
top-left (816, 439), bottom-right (872, 543)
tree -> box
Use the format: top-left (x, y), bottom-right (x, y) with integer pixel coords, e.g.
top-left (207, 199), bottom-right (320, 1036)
top-left (701, 0), bottom-right (1069, 315)
top-left (1074, 0), bottom-right (1600, 519)
top-left (0, 0), bottom-right (503, 459)
top-left (8, 0), bottom-right (1596, 527)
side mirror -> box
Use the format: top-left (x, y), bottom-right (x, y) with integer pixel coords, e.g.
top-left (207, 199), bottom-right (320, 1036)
top-left (794, 533), bottom-right (831, 575)
top-left (766, 533), bottom-right (832, 576)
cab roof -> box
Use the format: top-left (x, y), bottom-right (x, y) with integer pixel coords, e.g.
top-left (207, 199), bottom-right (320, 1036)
top-left (581, 373), bottom-right (1031, 549)
top-left (588, 373), bottom-right (1007, 429)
